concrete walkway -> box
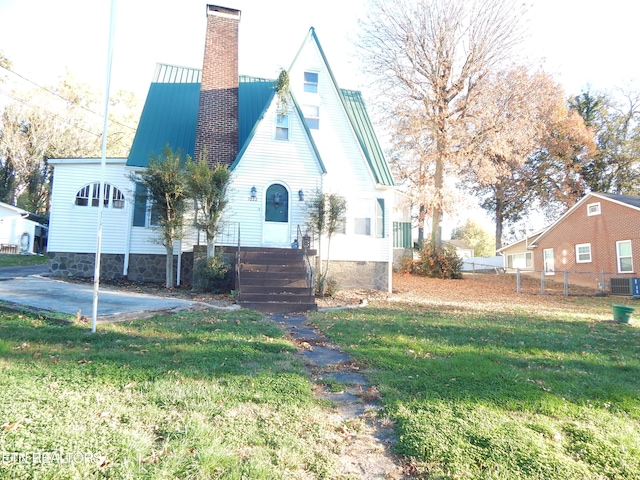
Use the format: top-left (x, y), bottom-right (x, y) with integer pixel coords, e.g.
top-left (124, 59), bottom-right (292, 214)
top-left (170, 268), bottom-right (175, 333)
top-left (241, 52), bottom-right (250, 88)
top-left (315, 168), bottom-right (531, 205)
top-left (0, 267), bottom-right (216, 321)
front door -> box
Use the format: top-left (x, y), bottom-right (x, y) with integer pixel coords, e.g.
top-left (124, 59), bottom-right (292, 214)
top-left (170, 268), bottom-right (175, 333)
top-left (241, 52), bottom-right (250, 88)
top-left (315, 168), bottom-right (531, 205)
top-left (263, 183), bottom-right (290, 246)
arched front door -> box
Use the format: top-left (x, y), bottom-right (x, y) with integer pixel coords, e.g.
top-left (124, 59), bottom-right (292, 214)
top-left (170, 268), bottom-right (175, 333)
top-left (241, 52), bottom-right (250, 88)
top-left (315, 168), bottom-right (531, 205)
top-left (263, 183), bottom-right (290, 246)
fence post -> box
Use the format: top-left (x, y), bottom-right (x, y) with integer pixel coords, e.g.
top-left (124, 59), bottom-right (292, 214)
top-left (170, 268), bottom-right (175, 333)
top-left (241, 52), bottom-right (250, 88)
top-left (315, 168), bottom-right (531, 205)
top-left (540, 270), bottom-right (545, 295)
top-left (601, 270), bottom-right (606, 295)
top-left (516, 268), bottom-right (521, 293)
top-left (564, 270), bottom-right (568, 296)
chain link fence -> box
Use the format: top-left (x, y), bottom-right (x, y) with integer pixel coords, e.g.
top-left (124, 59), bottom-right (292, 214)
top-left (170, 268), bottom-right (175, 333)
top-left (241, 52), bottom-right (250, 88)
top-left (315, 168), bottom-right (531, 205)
top-left (509, 269), bottom-right (638, 297)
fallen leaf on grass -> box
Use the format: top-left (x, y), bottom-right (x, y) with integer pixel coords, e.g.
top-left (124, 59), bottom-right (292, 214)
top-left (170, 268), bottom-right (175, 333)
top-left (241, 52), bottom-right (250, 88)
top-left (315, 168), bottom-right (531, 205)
top-left (77, 358), bottom-right (92, 364)
top-left (48, 382), bottom-right (59, 390)
top-left (12, 342), bottom-right (30, 350)
top-left (124, 382), bottom-right (136, 389)
top-left (96, 456), bottom-right (111, 468)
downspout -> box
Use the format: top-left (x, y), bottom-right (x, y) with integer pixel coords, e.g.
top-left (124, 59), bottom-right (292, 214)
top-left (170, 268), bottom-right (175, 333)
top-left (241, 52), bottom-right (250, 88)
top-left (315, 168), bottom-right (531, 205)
top-left (123, 196), bottom-right (133, 276)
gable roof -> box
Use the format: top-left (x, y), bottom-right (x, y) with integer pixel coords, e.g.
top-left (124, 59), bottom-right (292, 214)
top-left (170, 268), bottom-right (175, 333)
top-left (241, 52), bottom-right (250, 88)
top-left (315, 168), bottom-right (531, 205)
top-left (128, 30), bottom-right (395, 187)
top-left (499, 192), bottom-right (640, 251)
top-left (290, 28), bottom-right (395, 186)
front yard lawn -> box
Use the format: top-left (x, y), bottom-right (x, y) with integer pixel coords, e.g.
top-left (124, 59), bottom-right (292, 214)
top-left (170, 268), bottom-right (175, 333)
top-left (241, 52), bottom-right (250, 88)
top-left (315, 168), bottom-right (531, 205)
top-left (310, 274), bottom-right (640, 479)
top-left (0, 309), bottom-right (343, 479)
top-left (0, 254), bottom-right (47, 268)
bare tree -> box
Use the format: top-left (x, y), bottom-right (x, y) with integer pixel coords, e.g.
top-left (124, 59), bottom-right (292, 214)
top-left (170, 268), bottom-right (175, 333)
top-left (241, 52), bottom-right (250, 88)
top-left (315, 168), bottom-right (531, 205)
top-left (358, 0), bottom-right (526, 245)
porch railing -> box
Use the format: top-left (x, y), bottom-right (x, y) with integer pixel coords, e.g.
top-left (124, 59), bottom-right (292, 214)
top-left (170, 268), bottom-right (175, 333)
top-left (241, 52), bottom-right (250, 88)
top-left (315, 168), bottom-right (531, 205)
top-left (297, 225), bottom-right (314, 296)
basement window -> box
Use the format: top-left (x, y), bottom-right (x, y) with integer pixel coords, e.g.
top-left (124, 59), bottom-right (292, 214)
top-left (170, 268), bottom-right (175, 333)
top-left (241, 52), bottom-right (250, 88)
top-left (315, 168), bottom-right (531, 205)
top-left (507, 252), bottom-right (532, 269)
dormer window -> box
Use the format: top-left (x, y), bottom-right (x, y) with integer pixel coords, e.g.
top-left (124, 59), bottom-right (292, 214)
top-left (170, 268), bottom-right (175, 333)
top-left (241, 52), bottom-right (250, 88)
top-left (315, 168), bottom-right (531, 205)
top-left (75, 183), bottom-right (125, 209)
top-left (587, 202), bottom-right (601, 216)
top-left (303, 72), bottom-right (318, 93)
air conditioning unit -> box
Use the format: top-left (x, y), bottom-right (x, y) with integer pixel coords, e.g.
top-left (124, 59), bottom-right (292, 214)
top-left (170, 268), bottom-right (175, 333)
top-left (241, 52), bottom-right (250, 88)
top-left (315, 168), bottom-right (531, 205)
top-left (610, 278), bottom-right (633, 295)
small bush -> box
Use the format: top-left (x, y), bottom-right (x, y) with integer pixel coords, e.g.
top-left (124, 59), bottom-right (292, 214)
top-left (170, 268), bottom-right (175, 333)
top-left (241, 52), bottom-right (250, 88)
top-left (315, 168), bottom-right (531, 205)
top-left (315, 276), bottom-right (338, 297)
top-left (192, 254), bottom-right (231, 293)
top-left (414, 242), bottom-right (463, 279)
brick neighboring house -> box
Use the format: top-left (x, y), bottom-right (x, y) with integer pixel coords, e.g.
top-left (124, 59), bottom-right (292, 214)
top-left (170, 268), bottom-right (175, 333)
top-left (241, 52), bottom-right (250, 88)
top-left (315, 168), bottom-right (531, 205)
top-left (498, 192), bottom-right (640, 291)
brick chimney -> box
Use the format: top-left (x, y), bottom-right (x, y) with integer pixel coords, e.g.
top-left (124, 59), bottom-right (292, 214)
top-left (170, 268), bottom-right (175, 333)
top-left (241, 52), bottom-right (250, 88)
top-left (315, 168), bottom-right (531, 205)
top-left (194, 5), bottom-right (241, 167)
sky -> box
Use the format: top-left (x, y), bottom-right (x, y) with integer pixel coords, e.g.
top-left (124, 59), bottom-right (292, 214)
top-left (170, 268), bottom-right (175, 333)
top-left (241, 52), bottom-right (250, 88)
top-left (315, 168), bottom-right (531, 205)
top-left (0, 0), bottom-right (638, 235)
top-left (1, 0), bottom-right (638, 100)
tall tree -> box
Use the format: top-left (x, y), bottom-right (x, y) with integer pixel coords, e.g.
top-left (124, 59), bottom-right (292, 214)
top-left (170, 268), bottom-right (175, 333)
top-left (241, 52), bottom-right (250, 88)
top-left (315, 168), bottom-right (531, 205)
top-left (358, 0), bottom-right (526, 246)
top-left (185, 154), bottom-right (231, 259)
top-left (570, 88), bottom-right (640, 195)
top-left (0, 74), bottom-right (138, 213)
top-left (450, 219), bottom-right (495, 257)
top-left (461, 67), bottom-right (594, 249)
top-left (135, 146), bottom-right (189, 289)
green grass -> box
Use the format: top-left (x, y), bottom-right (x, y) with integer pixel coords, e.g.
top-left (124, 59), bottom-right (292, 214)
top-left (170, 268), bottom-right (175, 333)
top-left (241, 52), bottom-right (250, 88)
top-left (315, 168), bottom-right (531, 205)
top-left (0, 309), bottom-right (344, 479)
top-left (310, 297), bottom-right (640, 479)
top-left (0, 254), bottom-right (48, 268)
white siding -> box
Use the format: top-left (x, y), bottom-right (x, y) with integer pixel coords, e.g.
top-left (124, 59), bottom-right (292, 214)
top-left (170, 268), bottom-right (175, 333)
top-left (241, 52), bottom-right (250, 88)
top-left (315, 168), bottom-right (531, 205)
top-left (227, 97), bottom-right (324, 247)
top-left (49, 160), bottom-right (132, 254)
top-left (287, 34), bottom-right (393, 263)
top-left (0, 204), bottom-right (41, 253)
top-left (49, 159), bottom-right (195, 255)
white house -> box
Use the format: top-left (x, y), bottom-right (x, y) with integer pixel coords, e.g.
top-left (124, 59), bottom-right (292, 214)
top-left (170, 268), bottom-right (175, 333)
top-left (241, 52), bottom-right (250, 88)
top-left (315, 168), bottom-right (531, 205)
top-left (0, 201), bottom-right (47, 254)
top-left (47, 4), bottom-right (410, 294)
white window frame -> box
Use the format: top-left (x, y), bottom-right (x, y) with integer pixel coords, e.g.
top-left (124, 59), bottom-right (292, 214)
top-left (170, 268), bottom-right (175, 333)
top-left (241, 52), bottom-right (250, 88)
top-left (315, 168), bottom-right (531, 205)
top-left (587, 202), bottom-right (601, 216)
top-left (616, 240), bottom-right (633, 273)
top-left (303, 71), bottom-right (319, 93)
top-left (302, 104), bottom-right (319, 129)
top-left (275, 113), bottom-right (290, 141)
top-left (75, 183), bottom-right (125, 209)
top-left (575, 243), bottom-right (592, 263)
top-left (507, 252), bottom-right (533, 270)
top-left (351, 199), bottom-right (373, 237)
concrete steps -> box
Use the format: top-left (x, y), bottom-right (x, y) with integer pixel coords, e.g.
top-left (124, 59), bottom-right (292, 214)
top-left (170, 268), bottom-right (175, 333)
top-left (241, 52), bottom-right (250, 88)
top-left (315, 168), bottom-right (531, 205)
top-left (237, 247), bottom-right (317, 313)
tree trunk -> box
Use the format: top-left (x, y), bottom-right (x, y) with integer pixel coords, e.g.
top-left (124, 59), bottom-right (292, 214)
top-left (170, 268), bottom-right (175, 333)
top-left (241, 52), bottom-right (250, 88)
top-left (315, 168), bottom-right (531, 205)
top-left (417, 204), bottom-right (425, 246)
top-left (165, 242), bottom-right (174, 289)
top-left (431, 149), bottom-right (445, 247)
top-left (495, 186), bottom-right (504, 251)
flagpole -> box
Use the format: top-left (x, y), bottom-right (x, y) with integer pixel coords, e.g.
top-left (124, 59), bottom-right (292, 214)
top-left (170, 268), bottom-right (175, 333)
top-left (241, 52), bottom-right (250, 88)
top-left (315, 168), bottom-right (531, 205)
top-left (92, 0), bottom-right (117, 333)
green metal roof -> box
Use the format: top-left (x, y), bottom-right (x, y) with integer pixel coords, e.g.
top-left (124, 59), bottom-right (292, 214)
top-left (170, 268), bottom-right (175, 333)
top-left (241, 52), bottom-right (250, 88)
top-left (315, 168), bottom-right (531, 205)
top-left (340, 88), bottom-right (395, 186)
top-left (127, 57), bottom-right (394, 188)
top-left (127, 65), bottom-right (201, 168)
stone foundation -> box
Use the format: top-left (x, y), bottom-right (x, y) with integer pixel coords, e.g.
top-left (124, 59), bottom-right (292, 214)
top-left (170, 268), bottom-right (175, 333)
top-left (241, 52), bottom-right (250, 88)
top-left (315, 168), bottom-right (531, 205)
top-left (319, 260), bottom-right (389, 291)
top-left (48, 251), bottom-right (195, 285)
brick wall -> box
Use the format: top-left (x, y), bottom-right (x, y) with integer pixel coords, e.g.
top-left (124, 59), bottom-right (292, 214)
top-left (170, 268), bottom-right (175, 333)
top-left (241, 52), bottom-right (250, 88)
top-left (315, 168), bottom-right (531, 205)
top-left (534, 197), bottom-right (640, 287)
top-left (194, 5), bottom-right (240, 167)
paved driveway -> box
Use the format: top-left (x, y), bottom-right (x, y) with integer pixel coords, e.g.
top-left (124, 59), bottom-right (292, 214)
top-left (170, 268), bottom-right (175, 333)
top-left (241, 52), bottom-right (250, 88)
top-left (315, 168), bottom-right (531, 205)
top-left (0, 266), bottom-right (219, 321)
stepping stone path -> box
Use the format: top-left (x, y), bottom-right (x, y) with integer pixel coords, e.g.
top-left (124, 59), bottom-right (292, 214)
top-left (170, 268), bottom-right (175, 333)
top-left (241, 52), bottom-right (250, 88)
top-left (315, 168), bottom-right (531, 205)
top-left (269, 313), bottom-right (409, 479)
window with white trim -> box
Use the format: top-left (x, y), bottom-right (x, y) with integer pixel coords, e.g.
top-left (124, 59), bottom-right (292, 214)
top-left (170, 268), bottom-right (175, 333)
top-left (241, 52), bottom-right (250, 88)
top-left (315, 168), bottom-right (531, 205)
top-left (616, 240), bottom-right (633, 273)
top-left (303, 71), bottom-right (318, 93)
top-left (275, 113), bottom-right (290, 140)
top-left (75, 183), bottom-right (124, 209)
top-left (575, 243), bottom-right (592, 263)
top-left (507, 252), bottom-right (533, 269)
top-left (352, 199), bottom-right (372, 236)
top-left (302, 104), bottom-right (319, 129)
top-left (587, 202), bottom-right (601, 216)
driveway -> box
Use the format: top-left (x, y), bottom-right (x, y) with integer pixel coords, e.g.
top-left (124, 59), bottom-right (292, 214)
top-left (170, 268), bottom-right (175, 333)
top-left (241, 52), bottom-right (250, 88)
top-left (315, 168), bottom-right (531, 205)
top-left (0, 265), bottom-right (224, 321)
